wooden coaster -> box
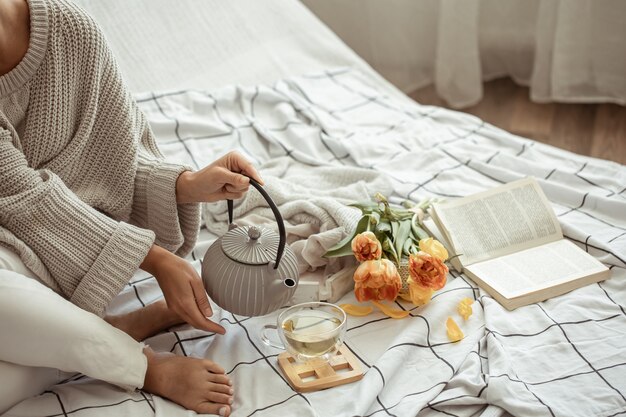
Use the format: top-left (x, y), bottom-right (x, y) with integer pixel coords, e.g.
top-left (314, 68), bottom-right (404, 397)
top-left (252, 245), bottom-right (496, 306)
top-left (277, 346), bottom-right (364, 392)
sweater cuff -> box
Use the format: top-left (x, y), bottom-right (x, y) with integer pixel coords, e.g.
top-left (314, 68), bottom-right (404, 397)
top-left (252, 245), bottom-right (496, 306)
top-left (70, 223), bottom-right (155, 316)
top-left (132, 160), bottom-right (201, 257)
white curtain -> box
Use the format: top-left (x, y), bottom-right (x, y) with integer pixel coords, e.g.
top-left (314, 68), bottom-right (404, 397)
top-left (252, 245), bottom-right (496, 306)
top-left (301, 0), bottom-right (626, 108)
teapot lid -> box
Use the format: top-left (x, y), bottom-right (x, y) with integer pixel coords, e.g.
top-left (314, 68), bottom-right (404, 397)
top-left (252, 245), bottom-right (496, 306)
top-left (221, 225), bottom-right (280, 265)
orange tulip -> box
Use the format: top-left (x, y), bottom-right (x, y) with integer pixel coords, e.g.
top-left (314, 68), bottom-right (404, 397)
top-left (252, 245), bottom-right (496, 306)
top-left (351, 231), bottom-right (382, 262)
top-left (408, 251), bottom-right (448, 290)
top-left (353, 259), bottom-right (402, 302)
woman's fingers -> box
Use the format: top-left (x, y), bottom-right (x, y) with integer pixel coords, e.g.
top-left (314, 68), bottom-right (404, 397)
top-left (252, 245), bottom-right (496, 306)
top-left (227, 151), bottom-right (264, 185)
top-left (224, 183), bottom-right (249, 194)
top-left (191, 281), bottom-right (227, 334)
top-left (220, 191), bottom-right (245, 200)
top-left (181, 299), bottom-right (217, 333)
top-left (204, 320), bottom-right (227, 335)
top-left (152, 254), bottom-right (227, 335)
top-left (191, 278), bottom-right (212, 317)
top-left (184, 151), bottom-right (263, 203)
top-left (175, 286), bottom-right (215, 333)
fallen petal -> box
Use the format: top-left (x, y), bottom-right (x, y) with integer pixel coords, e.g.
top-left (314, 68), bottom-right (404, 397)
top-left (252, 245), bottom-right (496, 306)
top-left (371, 300), bottom-right (410, 319)
top-left (446, 317), bottom-right (464, 342)
top-left (340, 303), bottom-right (374, 317)
top-left (458, 297), bottom-right (474, 320)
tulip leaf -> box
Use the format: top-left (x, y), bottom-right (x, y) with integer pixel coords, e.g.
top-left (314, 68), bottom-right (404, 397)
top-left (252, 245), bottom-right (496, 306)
top-left (323, 215), bottom-right (371, 258)
top-left (370, 211), bottom-right (381, 226)
top-left (349, 201), bottom-right (380, 212)
top-left (394, 220), bottom-right (412, 261)
top-left (410, 213), bottom-right (429, 241)
top-left (402, 237), bottom-right (414, 256)
top-left (376, 220), bottom-right (391, 234)
top-left (323, 242), bottom-right (355, 258)
top-left (382, 236), bottom-right (399, 264)
top-left (391, 221), bottom-right (399, 238)
top-left (374, 230), bottom-right (387, 249)
top-left (411, 224), bottom-right (429, 241)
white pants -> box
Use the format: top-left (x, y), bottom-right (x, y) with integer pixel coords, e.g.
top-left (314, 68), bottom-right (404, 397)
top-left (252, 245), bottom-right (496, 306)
top-left (0, 246), bottom-right (147, 414)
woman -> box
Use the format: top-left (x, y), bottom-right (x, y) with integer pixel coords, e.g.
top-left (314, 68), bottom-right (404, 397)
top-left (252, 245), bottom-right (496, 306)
top-left (0, 0), bottom-right (261, 415)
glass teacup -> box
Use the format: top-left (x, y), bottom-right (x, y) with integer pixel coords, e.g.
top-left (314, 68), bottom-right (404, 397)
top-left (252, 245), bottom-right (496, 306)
top-left (261, 302), bottom-right (347, 362)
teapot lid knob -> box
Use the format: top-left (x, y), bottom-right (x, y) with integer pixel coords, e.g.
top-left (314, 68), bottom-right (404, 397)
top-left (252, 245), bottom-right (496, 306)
top-left (248, 225), bottom-right (261, 240)
top-left (221, 225), bottom-right (280, 265)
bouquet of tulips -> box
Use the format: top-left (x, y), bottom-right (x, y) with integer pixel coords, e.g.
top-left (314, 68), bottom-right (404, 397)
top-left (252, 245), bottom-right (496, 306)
top-left (325, 193), bottom-right (450, 314)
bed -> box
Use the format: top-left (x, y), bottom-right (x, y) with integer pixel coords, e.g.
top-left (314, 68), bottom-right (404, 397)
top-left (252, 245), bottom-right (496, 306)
top-left (5, 1), bottom-right (626, 416)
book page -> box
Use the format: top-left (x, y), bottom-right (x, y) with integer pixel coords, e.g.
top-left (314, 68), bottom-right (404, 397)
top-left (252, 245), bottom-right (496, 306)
top-left (433, 177), bottom-right (562, 266)
top-left (465, 239), bottom-right (609, 299)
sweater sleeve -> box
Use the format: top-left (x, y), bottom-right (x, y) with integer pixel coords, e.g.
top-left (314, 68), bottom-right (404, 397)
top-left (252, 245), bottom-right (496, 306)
top-left (60, 0), bottom-right (201, 258)
top-left (0, 128), bottom-right (155, 316)
top-left (129, 152), bottom-right (201, 258)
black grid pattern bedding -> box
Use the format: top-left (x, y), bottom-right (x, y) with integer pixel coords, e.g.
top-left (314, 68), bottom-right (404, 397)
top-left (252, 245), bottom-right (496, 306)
top-left (6, 68), bottom-right (625, 417)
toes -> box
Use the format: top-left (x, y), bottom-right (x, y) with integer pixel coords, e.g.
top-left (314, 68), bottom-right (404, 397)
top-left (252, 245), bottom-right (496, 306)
top-left (208, 373), bottom-right (232, 386)
top-left (209, 381), bottom-right (234, 395)
top-left (197, 403), bottom-right (230, 416)
top-left (203, 360), bottom-right (226, 374)
top-left (206, 390), bottom-right (233, 405)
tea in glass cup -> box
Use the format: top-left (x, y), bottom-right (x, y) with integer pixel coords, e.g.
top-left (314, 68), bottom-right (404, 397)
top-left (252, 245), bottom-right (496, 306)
top-left (262, 302), bottom-right (347, 362)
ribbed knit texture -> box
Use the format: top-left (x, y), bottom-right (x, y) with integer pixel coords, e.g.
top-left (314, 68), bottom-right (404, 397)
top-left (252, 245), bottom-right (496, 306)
top-left (0, 0), bottom-right (201, 316)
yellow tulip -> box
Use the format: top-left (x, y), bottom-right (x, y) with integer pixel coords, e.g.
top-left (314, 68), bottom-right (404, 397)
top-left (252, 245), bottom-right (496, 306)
top-left (418, 237), bottom-right (449, 261)
top-left (406, 278), bottom-right (434, 307)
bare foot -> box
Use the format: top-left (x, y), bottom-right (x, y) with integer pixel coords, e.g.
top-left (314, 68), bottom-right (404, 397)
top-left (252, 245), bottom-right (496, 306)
top-left (105, 300), bottom-right (184, 341)
top-left (143, 347), bottom-right (234, 416)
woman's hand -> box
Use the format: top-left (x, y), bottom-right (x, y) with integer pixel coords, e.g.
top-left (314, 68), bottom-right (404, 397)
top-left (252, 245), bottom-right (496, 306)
top-left (141, 245), bottom-right (226, 334)
top-left (176, 151), bottom-right (263, 204)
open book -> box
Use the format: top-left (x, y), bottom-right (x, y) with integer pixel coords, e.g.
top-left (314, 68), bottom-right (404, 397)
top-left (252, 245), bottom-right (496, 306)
top-left (424, 177), bottom-right (610, 310)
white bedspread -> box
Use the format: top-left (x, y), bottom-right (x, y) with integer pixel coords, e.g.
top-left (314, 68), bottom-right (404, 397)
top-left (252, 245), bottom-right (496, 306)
top-left (6, 68), bottom-right (626, 417)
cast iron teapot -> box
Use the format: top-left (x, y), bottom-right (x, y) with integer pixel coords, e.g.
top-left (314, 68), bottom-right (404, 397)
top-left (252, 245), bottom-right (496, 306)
top-left (201, 178), bottom-right (299, 317)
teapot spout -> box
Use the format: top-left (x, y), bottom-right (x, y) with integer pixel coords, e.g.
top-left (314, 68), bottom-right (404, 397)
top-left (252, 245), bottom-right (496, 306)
top-left (265, 262), bottom-right (297, 310)
top-left (266, 261), bottom-right (297, 291)
top-left (268, 275), bottom-right (297, 300)
top-left (282, 277), bottom-right (296, 288)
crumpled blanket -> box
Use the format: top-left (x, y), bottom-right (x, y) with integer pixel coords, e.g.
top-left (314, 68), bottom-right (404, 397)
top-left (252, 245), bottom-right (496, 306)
top-left (203, 156), bottom-right (392, 274)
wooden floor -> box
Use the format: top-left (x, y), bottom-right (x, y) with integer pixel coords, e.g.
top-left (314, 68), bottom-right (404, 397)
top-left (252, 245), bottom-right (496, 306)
top-left (409, 78), bottom-right (626, 166)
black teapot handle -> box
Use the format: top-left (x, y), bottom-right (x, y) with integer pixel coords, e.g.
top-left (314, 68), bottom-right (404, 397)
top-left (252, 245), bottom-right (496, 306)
top-left (227, 178), bottom-right (286, 269)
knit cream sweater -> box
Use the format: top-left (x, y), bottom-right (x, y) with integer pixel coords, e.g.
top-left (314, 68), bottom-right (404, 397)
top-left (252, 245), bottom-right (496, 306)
top-left (0, 0), bottom-right (200, 316)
